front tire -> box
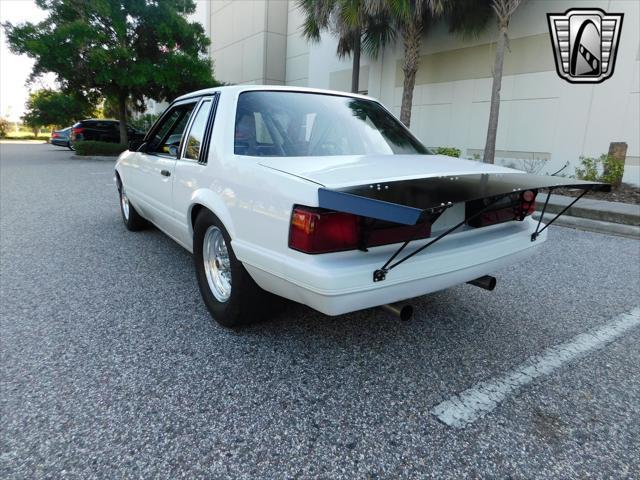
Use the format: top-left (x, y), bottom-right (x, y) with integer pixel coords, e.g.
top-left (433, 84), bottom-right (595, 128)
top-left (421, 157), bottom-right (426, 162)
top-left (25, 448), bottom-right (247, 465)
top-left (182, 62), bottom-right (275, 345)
top-left (193, 209), bottom-right (274, 328)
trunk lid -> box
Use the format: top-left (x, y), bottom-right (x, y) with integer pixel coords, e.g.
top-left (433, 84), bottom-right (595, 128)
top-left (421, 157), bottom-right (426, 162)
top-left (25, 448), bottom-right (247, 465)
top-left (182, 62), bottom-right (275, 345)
top-left (259, 154), bottom-right (518, 188)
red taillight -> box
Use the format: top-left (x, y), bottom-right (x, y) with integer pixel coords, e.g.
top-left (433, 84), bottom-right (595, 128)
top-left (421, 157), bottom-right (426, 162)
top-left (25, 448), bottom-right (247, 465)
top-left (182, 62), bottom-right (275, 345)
top-left (521, 190), bottom-right (536, 216)
top-left (289, 206), bottom-right (431, 254)
top-left (289, 207), bottom-right (359, 253)
top-left (467, 190), bottom-right (537, 228)
top-left (72, 127), bottom-right (84, 135)
top-left (52, 132), bottom-right (60, 138)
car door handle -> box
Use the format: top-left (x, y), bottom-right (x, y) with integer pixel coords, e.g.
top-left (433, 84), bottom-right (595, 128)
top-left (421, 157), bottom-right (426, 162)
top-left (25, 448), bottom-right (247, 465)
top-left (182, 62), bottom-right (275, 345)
top-left (160, 169), bottom-right (171, 177)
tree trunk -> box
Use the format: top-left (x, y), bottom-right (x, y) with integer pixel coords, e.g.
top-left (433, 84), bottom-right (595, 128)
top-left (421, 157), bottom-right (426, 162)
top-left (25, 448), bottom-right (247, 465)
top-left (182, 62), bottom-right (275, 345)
top-left (400, 21), bottom-right (422, 128)
top-left (351, 33), bottom-right (361, 93)
top-left (117, 94), bottom-right (129, 145)
top-left (483, 24), bottom-right (508, 164)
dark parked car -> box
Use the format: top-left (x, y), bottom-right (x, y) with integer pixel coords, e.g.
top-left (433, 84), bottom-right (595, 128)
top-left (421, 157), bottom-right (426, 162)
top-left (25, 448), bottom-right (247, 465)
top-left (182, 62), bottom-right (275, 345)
top-left (70, 119), bottom-right (145, 148)
top-left (50, 127), bottom-right (72, 149)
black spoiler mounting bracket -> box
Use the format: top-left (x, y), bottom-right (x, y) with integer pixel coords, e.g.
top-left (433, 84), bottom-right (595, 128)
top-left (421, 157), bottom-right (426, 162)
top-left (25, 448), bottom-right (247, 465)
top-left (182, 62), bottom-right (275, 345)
top-left (373, 196), bottom-right (506, 282)
top-left (530, 188), bottom-right (587, 242)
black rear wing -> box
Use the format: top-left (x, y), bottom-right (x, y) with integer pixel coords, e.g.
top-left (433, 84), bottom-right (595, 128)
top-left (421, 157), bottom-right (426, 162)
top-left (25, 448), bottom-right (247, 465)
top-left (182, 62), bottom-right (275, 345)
top-left (317, 173), bottom-right (610, 282)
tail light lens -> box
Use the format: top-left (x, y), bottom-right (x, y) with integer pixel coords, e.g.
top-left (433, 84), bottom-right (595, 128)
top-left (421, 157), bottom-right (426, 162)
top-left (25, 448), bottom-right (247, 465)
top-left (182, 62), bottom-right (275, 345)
top-left (52, 132), bottom-right (60, 138)
top-left (289, 207), bottom-right (359, 253)
top-left (521, 190), bottom-right (536, 216)
top-left (466, 190), bottom-right (537, 228)
top-left (72, 127), bottom-right (84, 137)
top-left (289, 206), bottom-right (431, 254)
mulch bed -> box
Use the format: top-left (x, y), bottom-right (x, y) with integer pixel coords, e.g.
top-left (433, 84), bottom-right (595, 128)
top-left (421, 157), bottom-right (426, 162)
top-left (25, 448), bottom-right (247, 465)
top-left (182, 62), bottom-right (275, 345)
top-left (552, 183), bottom-right (640, 205)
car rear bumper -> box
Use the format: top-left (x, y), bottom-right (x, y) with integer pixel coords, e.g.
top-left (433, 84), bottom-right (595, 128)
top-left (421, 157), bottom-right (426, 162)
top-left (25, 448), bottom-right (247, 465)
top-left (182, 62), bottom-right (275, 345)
top-left (234, 217), bottom-right (547, 316)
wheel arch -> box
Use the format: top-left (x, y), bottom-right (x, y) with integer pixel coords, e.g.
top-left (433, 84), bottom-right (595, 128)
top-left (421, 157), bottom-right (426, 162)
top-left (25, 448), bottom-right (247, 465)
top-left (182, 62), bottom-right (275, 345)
top-left (188, 190), bottom-right (236, 241)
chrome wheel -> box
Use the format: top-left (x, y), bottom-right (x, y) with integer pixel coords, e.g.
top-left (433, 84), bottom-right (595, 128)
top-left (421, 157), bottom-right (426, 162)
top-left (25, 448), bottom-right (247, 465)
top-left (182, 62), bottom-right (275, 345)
top-left (203, 226), bottom-right (232, 302)
top-left (120, 188), bottom-right (130, 220)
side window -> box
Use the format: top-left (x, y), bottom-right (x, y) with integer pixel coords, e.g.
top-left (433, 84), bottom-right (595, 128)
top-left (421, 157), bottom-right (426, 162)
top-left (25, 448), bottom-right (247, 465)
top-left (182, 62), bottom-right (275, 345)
top-left (148, 103), bottom-right (197, 155)
top-left (183, 100), bottom-right (212, 160)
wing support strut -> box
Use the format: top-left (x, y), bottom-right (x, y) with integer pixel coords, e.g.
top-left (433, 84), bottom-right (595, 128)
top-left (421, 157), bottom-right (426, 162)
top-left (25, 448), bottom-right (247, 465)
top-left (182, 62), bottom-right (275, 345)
top-left (530, 189), bottom-right (587, 242)
top-left (373, 197), bottom-right (504, 282)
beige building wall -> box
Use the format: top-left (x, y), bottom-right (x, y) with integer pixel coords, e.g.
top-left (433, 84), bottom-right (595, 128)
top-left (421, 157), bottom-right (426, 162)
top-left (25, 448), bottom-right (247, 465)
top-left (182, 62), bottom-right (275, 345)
top-left (306, 0), bottom-right (639, 185)
top-left (284, 0), bottom-right (309, 87)
top-left (192, 0), bottom-right (639, 185)
top-left (202, 0), bottom-right (288, 85)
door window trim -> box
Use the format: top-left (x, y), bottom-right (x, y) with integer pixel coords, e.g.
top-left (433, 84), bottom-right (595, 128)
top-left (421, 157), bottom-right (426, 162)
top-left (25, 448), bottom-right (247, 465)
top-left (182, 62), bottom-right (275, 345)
top-left (177, 93), bottom-right (219, 165)
top-left (144, 98), bottom-right (200, 159)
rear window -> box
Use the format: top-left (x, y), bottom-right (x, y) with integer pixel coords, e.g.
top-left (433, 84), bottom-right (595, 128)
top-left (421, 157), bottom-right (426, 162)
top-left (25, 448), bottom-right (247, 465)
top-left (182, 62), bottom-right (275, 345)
top-left (234, 91), bottom-right (428, 157)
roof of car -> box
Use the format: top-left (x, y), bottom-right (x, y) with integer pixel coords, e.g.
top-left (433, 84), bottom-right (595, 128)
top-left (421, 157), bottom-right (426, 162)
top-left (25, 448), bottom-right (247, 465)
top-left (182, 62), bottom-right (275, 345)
top-left (80, 118), bottom-right (119, 123)
top-left (174, 85), bottom-right (376, 103)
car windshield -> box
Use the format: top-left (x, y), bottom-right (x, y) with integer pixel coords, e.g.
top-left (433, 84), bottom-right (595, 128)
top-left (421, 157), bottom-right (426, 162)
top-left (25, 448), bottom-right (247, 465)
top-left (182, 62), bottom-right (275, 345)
top-left (234, 91), bottom-right (429, 157)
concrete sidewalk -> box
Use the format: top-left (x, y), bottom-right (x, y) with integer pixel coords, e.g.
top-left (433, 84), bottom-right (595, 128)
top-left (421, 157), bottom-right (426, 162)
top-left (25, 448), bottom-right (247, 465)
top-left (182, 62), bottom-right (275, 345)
top-left (534, 194), bottom-right (640, 238)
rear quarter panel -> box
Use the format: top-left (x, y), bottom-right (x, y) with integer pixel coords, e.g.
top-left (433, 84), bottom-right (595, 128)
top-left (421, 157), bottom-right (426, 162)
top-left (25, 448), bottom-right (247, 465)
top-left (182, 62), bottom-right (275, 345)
top-left (178, 90), bottom-right (320, 255)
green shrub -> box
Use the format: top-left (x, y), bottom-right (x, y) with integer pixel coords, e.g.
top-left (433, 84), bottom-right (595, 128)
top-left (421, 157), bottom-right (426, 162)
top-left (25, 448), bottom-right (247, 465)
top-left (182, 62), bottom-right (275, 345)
top-left (575, 154), bottom-right (624, 186)
top-left (575, 155), bottom-right (600, 181)
top-left (601, 155), bottom-right (625, 186)
top-left (0, 117), bottom-right (9, 137)
top-left (74, 140), bottom-right (127, 156)
top-left (434, 146), bottom-right (461, 158)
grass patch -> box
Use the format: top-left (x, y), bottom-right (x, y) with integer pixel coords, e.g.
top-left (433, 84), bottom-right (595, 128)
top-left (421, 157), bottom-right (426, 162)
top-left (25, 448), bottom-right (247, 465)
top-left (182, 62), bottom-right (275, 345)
top-left (1, 133), bottom-right (50, 140)
top-left (74, 141), bottom-right (127, 156)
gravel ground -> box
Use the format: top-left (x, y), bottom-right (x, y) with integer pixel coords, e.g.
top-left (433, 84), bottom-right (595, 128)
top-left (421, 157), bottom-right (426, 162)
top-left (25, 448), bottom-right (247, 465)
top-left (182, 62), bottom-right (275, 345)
top-left (1, 143), bottom-right (639, 479)
top-left (554, 183), bottom-right (640, 205)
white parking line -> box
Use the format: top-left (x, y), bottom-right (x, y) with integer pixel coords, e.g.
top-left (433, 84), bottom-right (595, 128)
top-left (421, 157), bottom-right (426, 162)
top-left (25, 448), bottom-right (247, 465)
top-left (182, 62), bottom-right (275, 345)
top-left (431, 307), bottom-right (640, 428)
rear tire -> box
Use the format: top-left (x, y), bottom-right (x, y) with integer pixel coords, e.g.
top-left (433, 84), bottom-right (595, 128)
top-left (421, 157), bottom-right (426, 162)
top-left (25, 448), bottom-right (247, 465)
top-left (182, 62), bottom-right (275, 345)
top-left (118, 181), bottom-right (147, 231)
top-left (193, 209), bottom-right (275, 328)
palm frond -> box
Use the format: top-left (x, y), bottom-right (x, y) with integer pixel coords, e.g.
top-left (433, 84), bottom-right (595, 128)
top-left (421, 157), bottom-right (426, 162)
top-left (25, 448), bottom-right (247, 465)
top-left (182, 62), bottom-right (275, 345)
top-left (444, 0), bottom-right (492, 38)
top-left (362, 14), bottom-right (396, 57)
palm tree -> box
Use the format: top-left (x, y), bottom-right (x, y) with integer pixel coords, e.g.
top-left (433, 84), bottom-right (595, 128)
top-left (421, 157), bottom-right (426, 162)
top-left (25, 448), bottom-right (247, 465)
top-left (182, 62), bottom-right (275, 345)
top-left (483, 0), bottom-right (524, 164)
top-left (379, 0), bottom-right (444, 127)
top-left (383, 0), bottom-right (492, 128)
top-left (298, 0), bottom-right (394, 94)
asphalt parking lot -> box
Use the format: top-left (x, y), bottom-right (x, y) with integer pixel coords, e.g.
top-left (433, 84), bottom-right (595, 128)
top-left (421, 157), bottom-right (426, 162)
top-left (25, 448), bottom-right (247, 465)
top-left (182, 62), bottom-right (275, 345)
top-left (1, 142), bottom-right (639, 479)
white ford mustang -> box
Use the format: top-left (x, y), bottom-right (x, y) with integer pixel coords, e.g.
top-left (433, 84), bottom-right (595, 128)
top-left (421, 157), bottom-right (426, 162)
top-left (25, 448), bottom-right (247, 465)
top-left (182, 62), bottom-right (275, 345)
top-left (115, 86), bottom-right (607, 327)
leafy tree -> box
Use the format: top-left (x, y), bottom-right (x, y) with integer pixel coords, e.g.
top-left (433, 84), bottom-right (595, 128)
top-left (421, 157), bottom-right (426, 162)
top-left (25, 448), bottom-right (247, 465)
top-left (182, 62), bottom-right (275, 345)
top-left (3, 0), bottom-right (218, 145)
top-left (129, 113), bottom-right (160, 132)
top-left (483, 0), bottom-right (524, 163)
top-left (101, 96), bottom-right (132, 120)
top-left (22, 89), bottom-right (94, 130)
top-left (299, 0), bottom-right (394, 93)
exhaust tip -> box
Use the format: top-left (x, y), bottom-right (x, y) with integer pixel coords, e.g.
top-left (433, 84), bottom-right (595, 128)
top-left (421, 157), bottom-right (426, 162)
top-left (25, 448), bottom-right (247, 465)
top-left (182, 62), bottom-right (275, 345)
top-left (467, 275), bottom-right (497, 291)
top-left (381, 303), bottom-right (414, 321)
top-left (399, 304), bottom-right (413, 321)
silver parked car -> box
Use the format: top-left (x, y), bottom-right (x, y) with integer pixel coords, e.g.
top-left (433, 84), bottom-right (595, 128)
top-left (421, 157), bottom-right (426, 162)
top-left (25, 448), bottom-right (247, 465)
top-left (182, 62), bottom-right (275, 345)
top-left (50, 127), bottom-right (72, 149)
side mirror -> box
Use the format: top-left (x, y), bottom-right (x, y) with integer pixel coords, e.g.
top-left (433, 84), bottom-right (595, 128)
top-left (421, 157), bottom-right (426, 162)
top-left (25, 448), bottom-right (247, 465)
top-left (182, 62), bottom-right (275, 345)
top-left (168, 145), bottom-right (179, 157)
top-left (128, 139), bottom-right (145, 151)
